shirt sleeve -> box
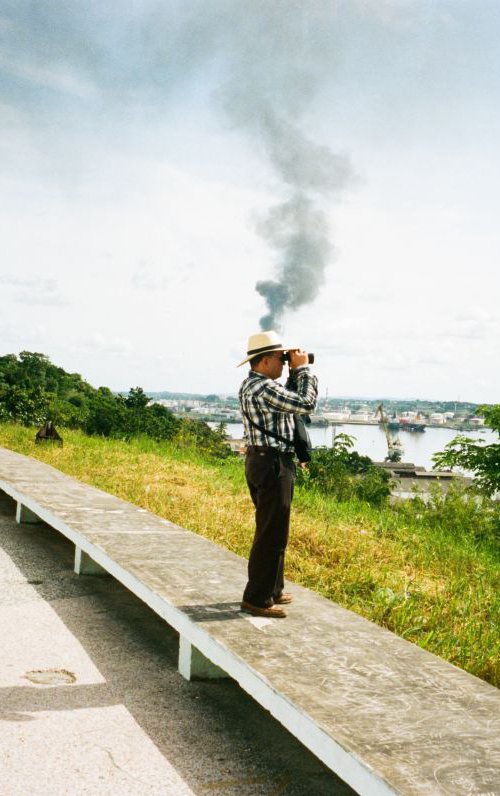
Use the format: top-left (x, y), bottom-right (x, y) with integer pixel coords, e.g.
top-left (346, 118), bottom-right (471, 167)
top-left (261, 368), bottom-right (318, 414)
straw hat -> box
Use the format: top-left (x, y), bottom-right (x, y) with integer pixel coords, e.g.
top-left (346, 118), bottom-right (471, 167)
top-left (237, 330), bottom-right (290, 367)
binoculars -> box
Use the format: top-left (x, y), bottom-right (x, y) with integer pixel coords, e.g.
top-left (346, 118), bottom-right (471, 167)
top-left (283, 352), bottom-right (315, 365)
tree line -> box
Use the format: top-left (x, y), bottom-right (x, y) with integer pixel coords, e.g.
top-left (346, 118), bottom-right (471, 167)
top-left (0, 351), bottom-right (230, 457)
top-left (1, 351), bottom-right (498, 501)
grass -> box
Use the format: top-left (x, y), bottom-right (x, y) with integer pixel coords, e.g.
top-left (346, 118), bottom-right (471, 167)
top-left (1, 422), bottom-right (499, 687)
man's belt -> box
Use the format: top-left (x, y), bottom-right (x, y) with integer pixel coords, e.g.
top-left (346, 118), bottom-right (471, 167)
top-left (246, 445), bottom-right (294, 455)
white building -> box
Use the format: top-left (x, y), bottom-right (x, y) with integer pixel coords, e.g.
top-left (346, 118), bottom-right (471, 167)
top-left (323, 410), bottom-right (351, 422)
top-left (352, 411), bottom-right (375, 422)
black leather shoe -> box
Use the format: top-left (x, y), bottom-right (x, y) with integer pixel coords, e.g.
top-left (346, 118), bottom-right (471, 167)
top-left (240, 600), bottom-right (287, 618)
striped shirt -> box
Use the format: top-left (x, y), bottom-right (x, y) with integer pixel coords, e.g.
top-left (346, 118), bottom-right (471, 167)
top-left (239, 367), bottom-right (318, 453)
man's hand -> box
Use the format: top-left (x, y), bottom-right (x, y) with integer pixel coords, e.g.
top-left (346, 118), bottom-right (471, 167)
top-left (288, 349), bottom-right (309, 369)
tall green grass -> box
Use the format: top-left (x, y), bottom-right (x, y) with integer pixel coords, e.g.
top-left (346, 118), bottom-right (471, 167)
top-left (1, 422), bottom-right (499, 687)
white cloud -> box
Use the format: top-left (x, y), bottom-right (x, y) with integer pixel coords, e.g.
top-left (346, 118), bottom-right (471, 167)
top-left (0, 274), bottom-right (69, 306)
top-left (0, 16), bottom-right (15, 33)
top-left (454, 307), bottom-right (497, 324)
top-left (12, 292), bottom-right (69, 307)
top-left (445, 319), bottom-right (498, 341)
top-left (352, 0), bottom-right (424, 28)
top-left (132, 269), bottom-right (169, 291)
top-left (414, 352), bottom-right (455, 367)
top-left (78, 335), bottom-right (133, 356)
top-left (315, 340), bottom-right (370, 358)
top-left (0, 275), bottom-right (52, 288)
top-left (131, 262), bottom-right (197, 291)
top-left (355, 288), bottom-right (390, 304)
top-left (0, 320), bottom-right (49, 347)
top-left (0, 52), bottom-right (97, 99)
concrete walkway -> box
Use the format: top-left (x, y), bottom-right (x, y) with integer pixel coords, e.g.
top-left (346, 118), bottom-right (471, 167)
top-left (0, 492), bottom-right (352, 795)
top-left (2, 446), bottom-right (500, 796)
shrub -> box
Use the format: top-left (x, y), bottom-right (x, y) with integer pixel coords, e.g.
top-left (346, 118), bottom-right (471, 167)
top-left (83, 388), bottom-right (128, 437)
top-left (432, 404), bottom-right (500, 496)
top-left (396, 484), bottom-right (500, 546)
top-left (0, 385), bottom-right (50, 426)
top-left (298, 433), bottom-right (391, 506)
top-left (174, 418), bottom-right (233, 459)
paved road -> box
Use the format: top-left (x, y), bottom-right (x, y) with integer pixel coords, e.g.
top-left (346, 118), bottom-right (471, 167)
top-left (0, 492), bottom-right (354, 796)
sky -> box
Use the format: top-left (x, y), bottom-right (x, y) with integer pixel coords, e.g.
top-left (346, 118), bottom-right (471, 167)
top-left (1, 0), bottom-right (499, 402)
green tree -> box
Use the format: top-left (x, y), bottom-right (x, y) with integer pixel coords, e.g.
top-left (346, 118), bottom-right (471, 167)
top-left (125, 387), bottom-right (150, 410)
top-left (84, 388), bottom-right (128, 437)
top-left (45, 394), bottom-right (88, 427)
top-left (141, 403), bottom-right (180, 441)
top-left (216, 421), bottom-right (228, 439)
top-left (432, 405), bottom-right (500, 496)
top-left (0, 384), bottom-right (50, 426)
top-left (0, 354), bottom-right (19, 386)
top-left (0, 352), bottom-right (95, 415)
top-left (300, 433), bottom-right (391, 506)
top-left (17, 351), bottom-right (51, 391)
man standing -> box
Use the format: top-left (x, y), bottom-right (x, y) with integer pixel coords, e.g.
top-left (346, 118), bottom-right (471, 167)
top-left (238, 330), bottom-right (318, 618)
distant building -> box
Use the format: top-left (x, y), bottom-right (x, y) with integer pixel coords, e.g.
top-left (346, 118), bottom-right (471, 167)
top-left (190, 406), bottom-right (214, 415)
top-left (324, 410), bottom-right (351, 421)
top-left (149, 399), bottom-right (179, 409)
top-left (400, 411), bottom-right (426, 422)
top-left (351, 410), bottom-right (375, 422)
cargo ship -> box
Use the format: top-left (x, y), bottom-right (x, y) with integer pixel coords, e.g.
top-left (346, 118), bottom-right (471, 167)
top-left (388, 416), bottom-right (426, 432)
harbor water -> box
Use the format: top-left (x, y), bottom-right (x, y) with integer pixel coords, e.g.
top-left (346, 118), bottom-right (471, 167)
top-left (220, 422), bottom-right (497, 471)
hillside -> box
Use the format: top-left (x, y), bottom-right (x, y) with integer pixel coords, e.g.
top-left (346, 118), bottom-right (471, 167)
top-left (0, 352), bottom-right (228, 454)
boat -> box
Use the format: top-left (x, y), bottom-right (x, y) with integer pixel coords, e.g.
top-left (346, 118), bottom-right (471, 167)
top-left (388, 416), bottom-right (426, 432)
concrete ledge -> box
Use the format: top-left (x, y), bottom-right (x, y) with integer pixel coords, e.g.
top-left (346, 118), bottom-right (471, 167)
top-left (1, 446), bottom-right (500, 796)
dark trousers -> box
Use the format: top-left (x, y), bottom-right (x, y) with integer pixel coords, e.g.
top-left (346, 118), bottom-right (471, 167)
top-left (243, 448), bottom-right (296, 607)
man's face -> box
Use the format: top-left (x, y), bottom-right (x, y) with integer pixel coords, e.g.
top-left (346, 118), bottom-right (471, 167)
top-left (263, 351), bottom-right (286, 380)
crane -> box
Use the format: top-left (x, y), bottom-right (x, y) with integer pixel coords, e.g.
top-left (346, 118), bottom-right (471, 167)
top-left (375, 403), bottom-right (404, 462)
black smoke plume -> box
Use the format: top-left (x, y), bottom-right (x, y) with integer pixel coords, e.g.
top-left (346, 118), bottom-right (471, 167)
top-left (214, 7), bottom-right (355, 330)
top-left (6, 0), bottom-right (356, 330)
